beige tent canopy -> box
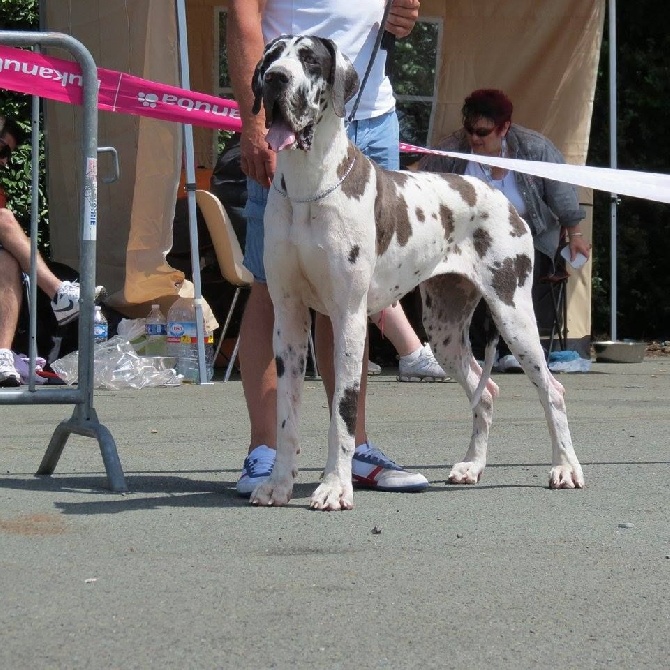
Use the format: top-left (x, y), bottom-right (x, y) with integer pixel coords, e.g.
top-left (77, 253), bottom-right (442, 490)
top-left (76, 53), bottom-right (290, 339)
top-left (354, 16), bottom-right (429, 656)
top-left (43, 0), bottom-right (605, 348)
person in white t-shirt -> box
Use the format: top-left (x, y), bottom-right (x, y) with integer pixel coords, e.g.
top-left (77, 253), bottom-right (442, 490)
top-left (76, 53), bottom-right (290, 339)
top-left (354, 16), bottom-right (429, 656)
top-left (228, 0), bottom-right (433, 496)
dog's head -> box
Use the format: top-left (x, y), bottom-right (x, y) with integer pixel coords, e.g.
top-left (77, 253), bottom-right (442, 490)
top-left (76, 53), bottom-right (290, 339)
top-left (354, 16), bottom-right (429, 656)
top-left (251, 35), bottom-right (359, 151)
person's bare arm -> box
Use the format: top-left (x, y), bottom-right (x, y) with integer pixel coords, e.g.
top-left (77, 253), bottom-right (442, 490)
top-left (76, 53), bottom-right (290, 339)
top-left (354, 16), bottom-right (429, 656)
top-left (386, 0), bottom-right (420, 39)
top-left (227, 0), bottom-right (275, 187)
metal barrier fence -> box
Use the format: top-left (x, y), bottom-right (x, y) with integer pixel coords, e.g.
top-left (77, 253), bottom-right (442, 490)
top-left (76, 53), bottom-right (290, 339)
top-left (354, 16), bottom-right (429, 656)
top-left (0, 31), bottom-right (126, 492)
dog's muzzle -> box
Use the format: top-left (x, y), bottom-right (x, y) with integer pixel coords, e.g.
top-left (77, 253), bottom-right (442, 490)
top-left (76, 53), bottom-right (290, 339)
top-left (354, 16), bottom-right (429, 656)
top-left (262, 69), bottom-right (315, 152)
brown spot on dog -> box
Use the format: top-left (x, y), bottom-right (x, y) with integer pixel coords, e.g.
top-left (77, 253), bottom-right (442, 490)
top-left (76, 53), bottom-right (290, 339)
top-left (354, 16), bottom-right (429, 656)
top-left (416, 207), bottom-right (425, 222)
top-left (439, 204), bottom-right (455, 241)
top-left (489, 253), bottom-right (533, 305)
top-left (275, 355), bottom-right (285, 377)
top-left (509, 202), bottom-right (528, 237)
top-left (441, 174), bottom-right (477, 207)
top-left (348, 245), bottom-right (360, 264)
top-left (338, 144), bottom-right (371, 200)
top-left (473, 228), bottom-right (493, 258)
top-left (280, 174), bottom-right (287, 193)
top-left (338, 385), bottom-right (360, 436)
top-left (373, 163), bottom-right (413, 255)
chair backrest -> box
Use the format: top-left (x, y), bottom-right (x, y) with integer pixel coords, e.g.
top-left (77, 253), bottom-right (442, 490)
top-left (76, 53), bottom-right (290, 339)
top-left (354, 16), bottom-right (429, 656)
top-left (195, 189), bottom-right (253, 287)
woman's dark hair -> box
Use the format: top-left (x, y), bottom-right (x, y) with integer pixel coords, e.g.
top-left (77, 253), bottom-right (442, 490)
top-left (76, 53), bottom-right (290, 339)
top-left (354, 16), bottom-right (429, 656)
top-left (462, 89), bottom-right (513, 130)
top-left (0, 115), bottom-right (26, 145)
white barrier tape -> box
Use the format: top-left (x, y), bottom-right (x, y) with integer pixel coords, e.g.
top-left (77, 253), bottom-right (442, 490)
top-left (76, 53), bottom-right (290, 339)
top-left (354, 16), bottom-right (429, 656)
top-left (400, 143), bottom-right (670, 205)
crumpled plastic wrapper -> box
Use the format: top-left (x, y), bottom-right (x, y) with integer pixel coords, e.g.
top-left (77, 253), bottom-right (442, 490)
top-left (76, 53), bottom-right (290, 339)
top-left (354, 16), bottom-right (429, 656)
top-left (51, 336), bottom-right (181, 389)
top-left (547, 350), bottom-right (592, 373)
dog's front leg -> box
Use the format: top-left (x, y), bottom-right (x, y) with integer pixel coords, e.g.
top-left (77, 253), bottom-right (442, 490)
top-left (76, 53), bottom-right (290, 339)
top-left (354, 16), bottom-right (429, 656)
top-left (250, 298), bottom-right (311, 506)
top-left (309, 307), bottom-right (367, 511)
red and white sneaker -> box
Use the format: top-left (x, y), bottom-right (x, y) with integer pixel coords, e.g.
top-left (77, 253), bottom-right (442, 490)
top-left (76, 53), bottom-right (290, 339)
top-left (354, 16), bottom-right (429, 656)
top-left (352, 442), bottom-right (428, 492)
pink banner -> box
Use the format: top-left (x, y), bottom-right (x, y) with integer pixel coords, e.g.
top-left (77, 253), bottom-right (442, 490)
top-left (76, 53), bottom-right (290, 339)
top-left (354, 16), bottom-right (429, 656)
top-left (0, 45), bottom-right (241, 132)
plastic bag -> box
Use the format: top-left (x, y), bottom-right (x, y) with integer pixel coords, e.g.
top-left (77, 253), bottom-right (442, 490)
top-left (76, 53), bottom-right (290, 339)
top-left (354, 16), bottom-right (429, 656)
top-left (51, 335), bottom-right (181, 389)
top-left (547, 350), bottom-right (592, 373)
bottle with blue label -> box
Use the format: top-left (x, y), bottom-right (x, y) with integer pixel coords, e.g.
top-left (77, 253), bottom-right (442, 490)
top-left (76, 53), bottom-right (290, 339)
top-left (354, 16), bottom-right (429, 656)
top-left (166, 297), bottom-right (214, 382)
top-left (93, 305), bottom-right (108, 344)
top-left (145, 304), bottom-right (167, 356)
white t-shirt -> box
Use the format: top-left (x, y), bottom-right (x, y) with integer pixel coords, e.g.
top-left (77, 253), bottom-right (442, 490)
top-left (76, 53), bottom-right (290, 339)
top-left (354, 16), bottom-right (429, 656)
top-left (261, 0), bottom-right (396, 120)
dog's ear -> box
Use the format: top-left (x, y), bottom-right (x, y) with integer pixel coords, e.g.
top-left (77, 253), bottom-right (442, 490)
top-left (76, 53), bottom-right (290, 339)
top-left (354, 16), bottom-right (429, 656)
top-left (321, 38), bottom-right (360, 118)
top-left (251, 58), bottom-right (264, 116)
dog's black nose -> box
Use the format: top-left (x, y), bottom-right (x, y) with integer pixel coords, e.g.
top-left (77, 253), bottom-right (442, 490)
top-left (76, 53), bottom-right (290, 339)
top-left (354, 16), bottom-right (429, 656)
top-left (265, 69), bottom-right (290, 86)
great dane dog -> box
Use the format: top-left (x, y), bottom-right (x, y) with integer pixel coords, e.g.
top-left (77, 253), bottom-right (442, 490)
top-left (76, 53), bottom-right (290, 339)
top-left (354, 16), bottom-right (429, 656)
top-left (249, 35), bottom-right (584, 510)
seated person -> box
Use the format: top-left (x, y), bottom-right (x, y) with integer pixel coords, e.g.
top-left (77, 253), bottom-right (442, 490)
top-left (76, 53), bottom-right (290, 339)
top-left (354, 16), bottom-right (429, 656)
top-left (0, 114), bottom-right (102, 387)
top-left (419, 89), bottom-right (592, 371)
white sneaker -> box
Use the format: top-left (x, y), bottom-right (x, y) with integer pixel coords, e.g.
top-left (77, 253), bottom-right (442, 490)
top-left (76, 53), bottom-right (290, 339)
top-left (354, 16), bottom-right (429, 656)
top-left (0, 348), bottom-right (20, 387)
top-left (398, 343), bottom-right (450, 382)
top-left (352, 442), bottom-right (429, 492)
top-left (367, 360), bottom-right (382, 375)
top-left (51, 281), bottom-right (106, 326)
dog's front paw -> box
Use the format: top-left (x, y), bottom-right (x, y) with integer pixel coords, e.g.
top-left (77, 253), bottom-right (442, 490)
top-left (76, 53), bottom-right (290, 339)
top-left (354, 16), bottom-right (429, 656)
top-left (309, 476), bottom-right (354, 511)
top-left (549, 463), bottom-right (585, 489)
top-left (250, 476), bottom-right (294, 506)
top-left (448, 461), bottom-right (484, 485)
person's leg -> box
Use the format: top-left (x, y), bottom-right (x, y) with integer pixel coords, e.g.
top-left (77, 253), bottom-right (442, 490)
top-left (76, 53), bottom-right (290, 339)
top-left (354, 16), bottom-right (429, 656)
top-left (235, 179), bottom-right (278, 495)
top-left (369, 303), bottom-right (420, 357)
top-left (0, 209), bottom-right (103, 326)
top-left (0, 248), bottom-right (22, 349)
top-left (0, 248), bottom-right (22, 386)
top-left (239, 281), bottom-right (277, 450)
top-left (0, 209), bottom-right (61, 298)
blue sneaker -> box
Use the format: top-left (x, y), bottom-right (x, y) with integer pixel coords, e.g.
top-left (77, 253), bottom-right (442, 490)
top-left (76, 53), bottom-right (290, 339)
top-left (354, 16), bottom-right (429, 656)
top-left (236, 445), bottom-right (276, 497)
top-left (352, 442), bottom-right (429, 492)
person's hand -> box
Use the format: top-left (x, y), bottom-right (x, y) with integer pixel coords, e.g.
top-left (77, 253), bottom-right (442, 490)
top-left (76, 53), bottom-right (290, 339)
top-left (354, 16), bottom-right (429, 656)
top-left (239, 125), bottom-right (276, 188)
top-left (386, 0), bottom-right (420, 38)
top-left (567, 231), bottom-right (592, 261)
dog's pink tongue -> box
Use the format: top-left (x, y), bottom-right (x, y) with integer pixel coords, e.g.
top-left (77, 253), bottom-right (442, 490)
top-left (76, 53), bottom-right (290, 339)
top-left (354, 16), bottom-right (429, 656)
top-left (266, 120), bottom-right (296, 152)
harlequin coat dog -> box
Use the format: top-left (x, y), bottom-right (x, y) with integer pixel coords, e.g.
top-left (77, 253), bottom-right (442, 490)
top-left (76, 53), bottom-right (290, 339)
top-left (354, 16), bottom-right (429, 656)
top-left (249, 35), bottom-right (584, 510)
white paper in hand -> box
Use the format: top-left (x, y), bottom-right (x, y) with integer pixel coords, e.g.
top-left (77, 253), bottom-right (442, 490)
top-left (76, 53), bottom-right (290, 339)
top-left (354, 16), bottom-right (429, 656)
top-left (560, 245), bottom-right (588, 269)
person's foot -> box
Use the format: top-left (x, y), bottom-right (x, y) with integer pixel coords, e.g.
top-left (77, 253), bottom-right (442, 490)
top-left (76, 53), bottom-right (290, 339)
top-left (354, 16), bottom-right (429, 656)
top-left (352, 442), bottom-right (429, 491)
top-left (398, 343), bottom-right (451, 382)
top-left (51, 281), bottom-right (107, 326)
top-left (0, 348), bottom-right (20, 387)
top-left (494, 354), bottom-right (523, 373)
top-left (367, 360), bottom-right (382, 375)
top-left (236, 445), bottom-right (276, 497)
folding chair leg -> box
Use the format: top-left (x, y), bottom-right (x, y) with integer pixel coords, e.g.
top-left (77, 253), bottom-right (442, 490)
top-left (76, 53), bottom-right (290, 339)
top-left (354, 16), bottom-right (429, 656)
top-left (224, 334), bottom-right (241, 382)
top-left (307, 330), bottom-right (318, 378)
top-left (213, 286), bottom-right (241, 364)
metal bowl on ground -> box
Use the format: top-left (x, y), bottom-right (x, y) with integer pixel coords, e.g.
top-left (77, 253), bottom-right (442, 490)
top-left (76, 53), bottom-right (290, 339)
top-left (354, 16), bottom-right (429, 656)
top-left (593, 340), bottom-right (646, 363)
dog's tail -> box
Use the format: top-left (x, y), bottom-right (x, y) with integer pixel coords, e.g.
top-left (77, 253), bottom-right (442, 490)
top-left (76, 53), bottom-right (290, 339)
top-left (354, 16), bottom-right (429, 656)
top-left (471, 307), bottom-right (499, 409)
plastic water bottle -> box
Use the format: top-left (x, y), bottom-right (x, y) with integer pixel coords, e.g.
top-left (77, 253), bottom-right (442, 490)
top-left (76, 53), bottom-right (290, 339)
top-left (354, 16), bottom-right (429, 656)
top-left (93, 305), bottom-right (108, 344)
top-left (166, 297), bottom-right (214, 382)
top-left (145, 304), bottom-right (167, 356)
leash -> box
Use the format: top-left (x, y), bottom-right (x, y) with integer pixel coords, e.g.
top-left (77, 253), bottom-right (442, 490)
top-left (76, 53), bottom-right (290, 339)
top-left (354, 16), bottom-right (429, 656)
top-left (347, 0), bottom-right (395, 124)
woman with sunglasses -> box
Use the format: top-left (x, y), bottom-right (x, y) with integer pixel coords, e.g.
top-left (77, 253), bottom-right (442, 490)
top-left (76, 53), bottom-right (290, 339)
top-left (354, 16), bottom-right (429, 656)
top-left (419, 88), bottom-right (591, 371)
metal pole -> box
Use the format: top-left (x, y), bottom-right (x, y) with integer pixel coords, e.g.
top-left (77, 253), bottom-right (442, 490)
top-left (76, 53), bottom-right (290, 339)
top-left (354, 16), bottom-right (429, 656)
top-left (175, 0), bottom-right (210, 384)
top-left (609, 0), bottom-right (618, 341)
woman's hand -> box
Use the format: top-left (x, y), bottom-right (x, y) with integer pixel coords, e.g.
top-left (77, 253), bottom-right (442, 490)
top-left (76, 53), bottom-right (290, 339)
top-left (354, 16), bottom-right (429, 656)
top-left (386, 0), bottom-right (420, 38)
top-left (567, 229), bottom-right (592, 261)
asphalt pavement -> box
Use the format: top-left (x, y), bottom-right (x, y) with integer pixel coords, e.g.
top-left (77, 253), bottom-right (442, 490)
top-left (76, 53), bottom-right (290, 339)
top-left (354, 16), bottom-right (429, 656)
top-left (1, 359), bottom-right (669, 669)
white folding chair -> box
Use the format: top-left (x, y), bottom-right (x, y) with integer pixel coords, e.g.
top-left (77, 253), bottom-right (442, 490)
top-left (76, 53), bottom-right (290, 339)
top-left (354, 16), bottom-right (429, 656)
top-left (195, 189), bottom-right (318, 381)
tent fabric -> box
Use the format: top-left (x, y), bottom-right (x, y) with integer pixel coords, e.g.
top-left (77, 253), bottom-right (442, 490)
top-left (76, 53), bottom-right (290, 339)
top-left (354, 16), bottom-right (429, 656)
top-left (43, 0), bottom-right (604, 347)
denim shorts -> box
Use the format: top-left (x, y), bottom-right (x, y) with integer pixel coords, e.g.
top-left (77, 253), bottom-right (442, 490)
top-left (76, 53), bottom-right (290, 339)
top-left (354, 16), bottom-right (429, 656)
top-left (243, 109), bottom-right (399, 282)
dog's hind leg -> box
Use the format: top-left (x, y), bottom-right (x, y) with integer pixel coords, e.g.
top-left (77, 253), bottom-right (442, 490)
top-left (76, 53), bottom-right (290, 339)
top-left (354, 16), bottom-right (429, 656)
top-left (486, 294), bottom-right (584, 489)
top-left (420, 275), bottom-right (500, 485)
top-left (250, 298), bottom-right (311, 506)
top-left (309, 305), bottom-right (367, 511)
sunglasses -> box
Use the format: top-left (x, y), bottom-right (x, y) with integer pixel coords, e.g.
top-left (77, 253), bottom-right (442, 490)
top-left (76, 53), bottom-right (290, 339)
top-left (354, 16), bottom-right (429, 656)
top-left (463, 122), bottom-right (496, 138)
top-left (0, 139), bottom-right (13, 160)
